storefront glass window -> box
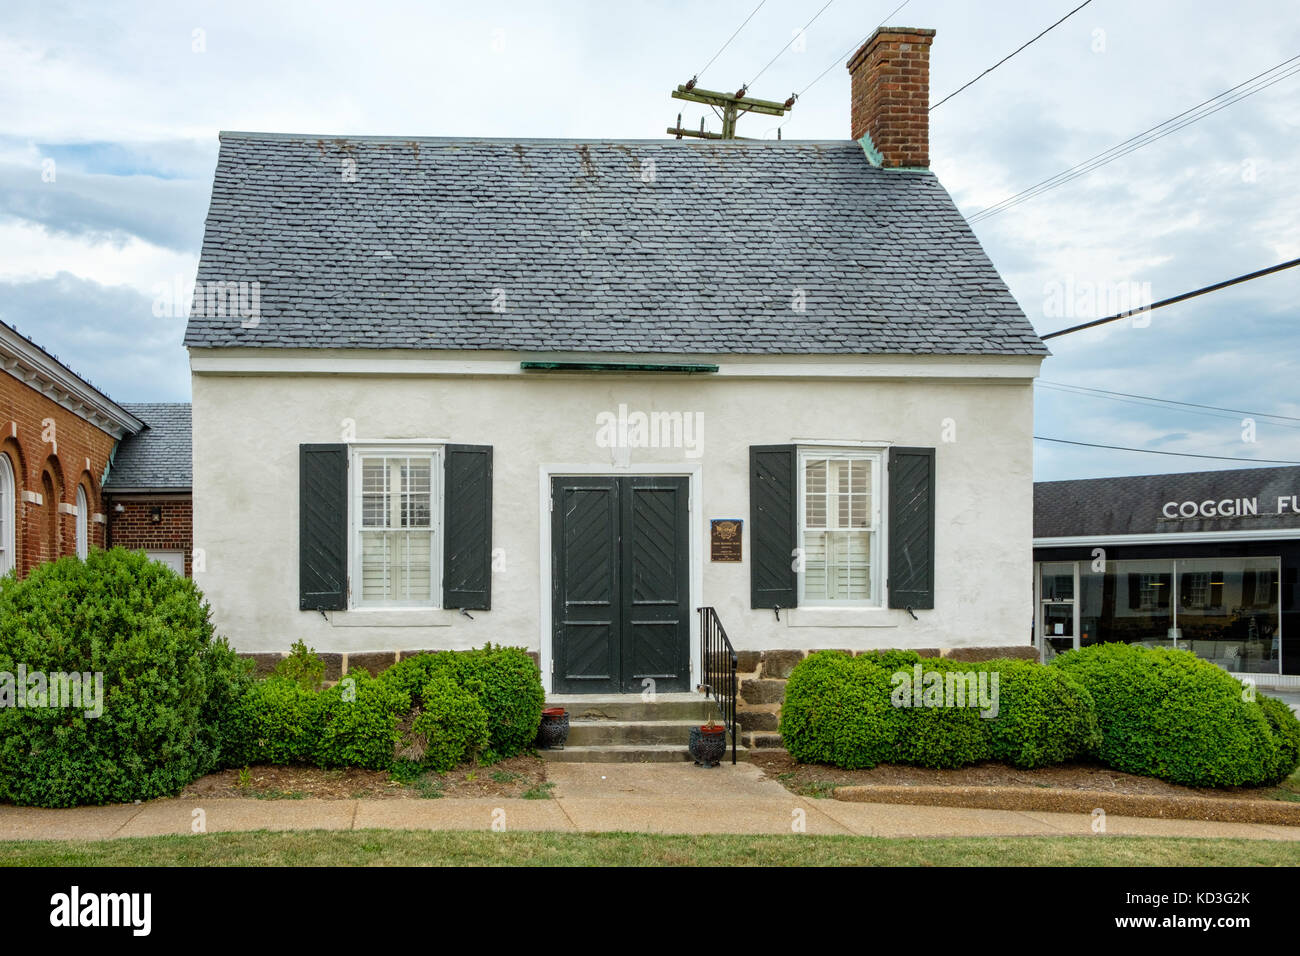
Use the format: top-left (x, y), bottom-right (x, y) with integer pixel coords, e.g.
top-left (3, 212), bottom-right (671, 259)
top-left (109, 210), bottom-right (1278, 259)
top-left (1040, 556), bottom-right (1282, 674)
top-left (1079, 559), bottom-right (1173, 650)
top-left (1175, 557), bottom-right (1280, 675)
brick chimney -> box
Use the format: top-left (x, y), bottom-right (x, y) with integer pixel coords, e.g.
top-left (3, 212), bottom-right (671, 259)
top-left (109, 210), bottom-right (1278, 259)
top-left (846, 26), bottom-right (935, 168)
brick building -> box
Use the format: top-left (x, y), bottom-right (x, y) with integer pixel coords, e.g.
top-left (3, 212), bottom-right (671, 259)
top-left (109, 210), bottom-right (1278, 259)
top-left (0, 322), bottom-right (190, 578)
top-left (103, 403), bottom-right (193, 575)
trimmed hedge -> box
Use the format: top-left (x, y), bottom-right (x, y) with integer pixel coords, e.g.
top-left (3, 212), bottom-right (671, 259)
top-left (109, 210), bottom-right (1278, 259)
top-left (1053, 643), bottom-right (1300, 787)
top-left (379, 645), bottom-right (543, 760)
top-left (316, 670), bottom-right (411, 770)
top-left (413, 674), bottom-right (491, 771)
top-left (225, 676), bottom-right (322, 766)
top-left (220, 644), bottom-right (543, 773)
top-left (780, 650), bottom-right (1099, 771)
top-left (0, 549), bottom-right (253, 807)
top-left (1258, 694), bottom-right (1300, 785)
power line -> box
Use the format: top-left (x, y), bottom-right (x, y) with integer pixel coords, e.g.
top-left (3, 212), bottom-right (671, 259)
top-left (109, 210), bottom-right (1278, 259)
top-left (770, 0), bottom-right (911, 137)
top-left (743, 0), bottom-right (836, 93)
top-left (931, 0), bottom-right (1094, 111)
top-left (1039, 256), bottom-right (1300, 340)
top-left (968, 53), bottom-right (1300, 223)
top-left (1034, 436), bottom-right (1300, 465)
top-left (694, 0), bottom-right (770, 83)
top-left (1035, 383), bottom-right (1300, 433)
top-left (1036, 380), bottom-right (1300, 425)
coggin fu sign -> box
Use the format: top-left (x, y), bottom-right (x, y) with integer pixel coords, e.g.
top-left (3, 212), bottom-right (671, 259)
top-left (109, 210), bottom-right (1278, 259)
top-left (1161, 495), bottom-right (1300, 519)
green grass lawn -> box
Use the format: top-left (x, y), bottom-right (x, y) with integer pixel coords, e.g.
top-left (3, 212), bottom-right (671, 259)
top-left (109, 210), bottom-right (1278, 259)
top-left (0, 830), bottom-right (1296, 866)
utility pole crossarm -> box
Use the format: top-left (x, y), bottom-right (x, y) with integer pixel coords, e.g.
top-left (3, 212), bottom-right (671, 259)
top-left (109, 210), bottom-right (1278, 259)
top-left (670, 85), bottom-right (790, 117)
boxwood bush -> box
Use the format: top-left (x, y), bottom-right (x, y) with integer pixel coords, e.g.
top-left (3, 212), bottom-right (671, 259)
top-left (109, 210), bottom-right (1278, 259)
top-left (1052, 643), bottom-right (1300, 787)
top-left (413, 674), bottom-right (491, 771)
top-left (224, 676), bottom-right (323, 766)
top-left (0, 548), bottom-right (253, 807)
top-left (780, 650), bottom-right (1099, 771)
top-left (315, 669), bottom-right (411, 770)
top-left (380, 644), bottom-right (543, 760)
top-left (1258, 693), bottom-right (1300, 785)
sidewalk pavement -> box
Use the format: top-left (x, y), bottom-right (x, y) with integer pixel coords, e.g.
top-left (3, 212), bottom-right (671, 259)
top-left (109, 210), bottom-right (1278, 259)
top-left (1, 763), bottom-right (1298, 843)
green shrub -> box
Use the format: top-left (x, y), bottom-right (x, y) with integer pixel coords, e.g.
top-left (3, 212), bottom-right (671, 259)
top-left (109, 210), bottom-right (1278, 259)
top-left (314, 670), bottom-right (410, 770)
top-left (274, 639), bottom-right (325, 690)
top-left (0, 548), bottom-right (254, 807)
top-left (378, 652), bottom-right (460, 705)
top-left (780, 652), bottom-right (900, 769)
top-left (985, 659), bottom-right (1101, 768)
top-left (413, 674), bottom-right (490, 771)
top-left (1256, 694), bottom-right (1300, 786)
top-left (780, 651), bottom-right (1098, 772)
top-left (380, 645), bottom-right (543, 760)
top-left (224, 677), bottom-right (323, 766)
top-left (1052, 643), bottom-right (1290, 787)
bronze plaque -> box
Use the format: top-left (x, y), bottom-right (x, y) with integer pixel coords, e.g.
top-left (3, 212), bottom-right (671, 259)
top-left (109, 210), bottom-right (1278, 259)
top-left (710, 519), bottom-right (743, 562)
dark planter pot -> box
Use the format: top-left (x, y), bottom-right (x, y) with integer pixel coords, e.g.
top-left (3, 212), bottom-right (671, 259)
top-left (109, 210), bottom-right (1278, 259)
top-left (536, 708), bottom-right (569, 750)
top-left (688, 726), bottom-right (727, 768)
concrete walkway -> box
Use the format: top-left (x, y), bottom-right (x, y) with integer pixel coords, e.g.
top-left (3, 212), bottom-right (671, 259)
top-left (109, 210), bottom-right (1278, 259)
top-left (2, 764), bottom-right (1299, 842)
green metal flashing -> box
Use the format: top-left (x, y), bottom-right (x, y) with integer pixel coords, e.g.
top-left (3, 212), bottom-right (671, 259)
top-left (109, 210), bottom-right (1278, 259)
top-left (520, 361), bottom-right (719, 374)
top-left (857, 132), bottom-right (885, 167)
top-left (855, 133), bottom-right (932, 173)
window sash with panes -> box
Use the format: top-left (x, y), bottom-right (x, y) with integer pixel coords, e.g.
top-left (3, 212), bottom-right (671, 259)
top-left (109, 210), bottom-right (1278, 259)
top-left (799, 451), bottom-right (881, 605)
top-left (354, 451), bottom-right (438, 607)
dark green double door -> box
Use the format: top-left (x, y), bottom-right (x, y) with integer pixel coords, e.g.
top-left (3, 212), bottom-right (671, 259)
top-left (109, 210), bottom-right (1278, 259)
top-left (551, 476), bottom-right (690, 694)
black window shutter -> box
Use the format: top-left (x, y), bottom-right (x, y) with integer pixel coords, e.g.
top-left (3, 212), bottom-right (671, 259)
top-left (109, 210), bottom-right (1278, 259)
top-left (887, 446), bottom-right (935, 610)
top-left (750, 445), bottom-right (798, 609)
top-left (299, 443), bottom-right (348, 611)
top-left (443, 444), bottom-right (493, 610)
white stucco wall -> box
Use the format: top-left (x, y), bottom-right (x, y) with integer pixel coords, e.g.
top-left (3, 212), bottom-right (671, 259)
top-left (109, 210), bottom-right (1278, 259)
top-left (191, 351), bottom-right (1040, 687)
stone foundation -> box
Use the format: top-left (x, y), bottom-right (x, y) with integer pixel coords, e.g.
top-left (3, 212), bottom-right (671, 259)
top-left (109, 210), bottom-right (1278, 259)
top-left (735, 646), bottom-right (1039, 752)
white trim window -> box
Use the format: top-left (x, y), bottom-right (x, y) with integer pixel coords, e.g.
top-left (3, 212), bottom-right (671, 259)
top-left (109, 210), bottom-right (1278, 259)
top-left (350, 447), bottom-right (441, 607)
top-left (798, 447), bottom-right (883, 605)
top-left (75, 486), bottom-right (89, 559)
top-left (0, 454), bottom-right (13, 576)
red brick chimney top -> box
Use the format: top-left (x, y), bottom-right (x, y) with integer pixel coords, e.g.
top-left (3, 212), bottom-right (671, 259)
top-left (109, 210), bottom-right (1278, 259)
top-left (846, 26), bottom-right (935, 169)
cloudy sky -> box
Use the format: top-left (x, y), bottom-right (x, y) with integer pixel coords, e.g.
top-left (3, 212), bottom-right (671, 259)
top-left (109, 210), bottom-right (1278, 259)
top-left (1, 0), bottom-right (1297, 480)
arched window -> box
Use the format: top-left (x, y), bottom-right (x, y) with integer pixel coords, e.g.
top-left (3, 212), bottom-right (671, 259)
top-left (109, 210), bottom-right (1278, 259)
top-left (0, 454), bottom-right (13, 576)
top-left (75, 486), bottom-right (89, 559)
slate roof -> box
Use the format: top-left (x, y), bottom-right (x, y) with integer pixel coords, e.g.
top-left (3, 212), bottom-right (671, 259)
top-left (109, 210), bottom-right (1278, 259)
top-left (104, 403), bottom-right (192, 492)
top-left (182, 132), bottom-right (1047, 356)
top-left (1034, 466), bottom-right (1300, 538)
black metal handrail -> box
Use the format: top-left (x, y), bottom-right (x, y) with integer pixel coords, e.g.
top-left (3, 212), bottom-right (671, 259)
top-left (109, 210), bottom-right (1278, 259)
top-left (697, 606), bottom-right (738, 765)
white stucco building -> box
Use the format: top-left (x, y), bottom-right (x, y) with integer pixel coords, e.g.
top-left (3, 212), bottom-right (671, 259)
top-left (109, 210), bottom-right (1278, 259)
top-left (185, 26), bottom-right (1048, 696)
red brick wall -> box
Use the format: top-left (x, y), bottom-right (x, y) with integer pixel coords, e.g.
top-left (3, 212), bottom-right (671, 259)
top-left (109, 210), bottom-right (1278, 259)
top-left (0, 372), bottom-right (118, 576)
top-left (106, 496), bottom-right (193, 577)
top-left (847, 27), bottom-right (934, 169)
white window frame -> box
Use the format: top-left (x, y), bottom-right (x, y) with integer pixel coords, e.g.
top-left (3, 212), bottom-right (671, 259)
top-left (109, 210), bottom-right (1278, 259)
top-left (75, 486), bottom-right (88, 559)
top-left (347, 444), bottom-right (443, 610)
top-left (796, 446), bottom-right (885, 607)
top-left (0, 454), bottom-right (14, 576)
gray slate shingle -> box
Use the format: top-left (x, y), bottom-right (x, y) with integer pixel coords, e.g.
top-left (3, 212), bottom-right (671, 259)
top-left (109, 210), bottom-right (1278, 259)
top-left (183, 133), bottom-right (1047, 356)
top-left (104, 403), bottom-right (191, 491)
top-left (1035, 466), bottom-right (1300, 538)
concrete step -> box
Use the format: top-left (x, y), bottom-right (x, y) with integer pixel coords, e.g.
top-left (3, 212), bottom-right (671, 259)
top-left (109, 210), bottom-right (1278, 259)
top-left (566, 719), bottom-right (719, 747)
top-left (545, 694), bottom-right (718, 722)
top-left (538, 743), bottom-right (750, 764)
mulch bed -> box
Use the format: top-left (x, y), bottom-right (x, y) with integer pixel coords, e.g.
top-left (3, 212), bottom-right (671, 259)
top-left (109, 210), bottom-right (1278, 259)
top-left (750, 752), bottom-right (1300, 825)
top-left (180, 755), bottom-right (548, 801)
